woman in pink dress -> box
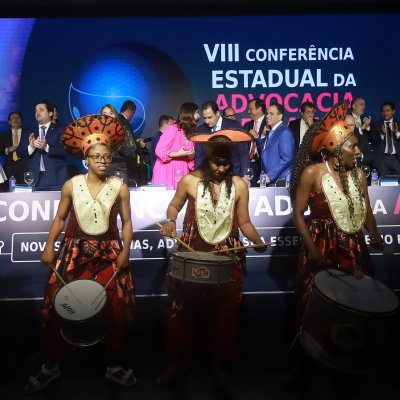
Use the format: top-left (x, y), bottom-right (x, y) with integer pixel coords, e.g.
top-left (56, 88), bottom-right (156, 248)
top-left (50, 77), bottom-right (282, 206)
top-left (152, 102), bottom-right (199, 189)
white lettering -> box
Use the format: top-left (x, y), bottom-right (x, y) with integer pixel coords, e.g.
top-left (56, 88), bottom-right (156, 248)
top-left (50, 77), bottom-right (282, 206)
top-left (275, 195), bottom-right (292, 216)
top-left (254, 196), bottom-right (274, 216)
top-left (10, 201), bottom-right (29, 222)
top-left (373, 199), bottom-right (387, 214)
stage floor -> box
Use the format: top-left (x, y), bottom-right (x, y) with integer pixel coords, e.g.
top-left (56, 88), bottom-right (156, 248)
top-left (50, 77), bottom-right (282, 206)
top-left (1, 295), bottom-right (399, 400)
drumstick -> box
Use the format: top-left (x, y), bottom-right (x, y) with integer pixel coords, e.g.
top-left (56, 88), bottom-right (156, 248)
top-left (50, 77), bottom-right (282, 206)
top-left (210, 243), bottom-right (271, 254)
top-left (91, 268), bottom-right (119, 308)
top-left (52, 266), bottom-right (83, 305)
top-left (156, 222), bottom-right (195, 252)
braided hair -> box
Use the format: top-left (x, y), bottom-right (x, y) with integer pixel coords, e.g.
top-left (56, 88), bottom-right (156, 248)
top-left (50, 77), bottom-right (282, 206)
top-left (290, 122), bottom-right (365, 228)
top-left (289, 123), bottom-right (320, 204)
top-left (198, 136), bottom-right (234, 201)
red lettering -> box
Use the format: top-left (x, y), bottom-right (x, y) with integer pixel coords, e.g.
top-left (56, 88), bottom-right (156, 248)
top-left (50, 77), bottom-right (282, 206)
top-left (284, 93), bottom-right (299, 113)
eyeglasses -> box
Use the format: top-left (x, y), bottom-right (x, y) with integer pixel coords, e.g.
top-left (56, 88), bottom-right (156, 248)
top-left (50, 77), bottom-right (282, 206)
top-left (87, 154), bottom-right (112, 162)
top-left (225, 114), bottom-right (236, 118)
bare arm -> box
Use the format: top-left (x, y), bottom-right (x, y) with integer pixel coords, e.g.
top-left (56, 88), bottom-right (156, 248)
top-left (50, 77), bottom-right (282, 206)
top-left (235, 177), bottom-right (267, 252)
top-left (159, 174), bottom-right (190, 237)
top-left (169, 147), bottom-right (195, 159)
top-left (292, 166), bottom-right (324, 265)
top-left (40, 180), bottom-right (73, 268)
top-left (116, 183), bottom-right (133, 270)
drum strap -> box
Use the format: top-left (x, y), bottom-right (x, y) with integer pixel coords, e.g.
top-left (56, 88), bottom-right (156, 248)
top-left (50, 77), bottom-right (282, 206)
top-left (321, 171), bottom-right (366, 233)
top-left (72, 175), bottom-right (122, 235)
top-left (196, 181), bottom-right (235, 244)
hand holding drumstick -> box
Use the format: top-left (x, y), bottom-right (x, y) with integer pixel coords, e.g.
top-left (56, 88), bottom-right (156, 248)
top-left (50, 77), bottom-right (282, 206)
top-left (157, 222), bottom-right (195, 252)
top-left (210, 242), bottom-right (270, 254)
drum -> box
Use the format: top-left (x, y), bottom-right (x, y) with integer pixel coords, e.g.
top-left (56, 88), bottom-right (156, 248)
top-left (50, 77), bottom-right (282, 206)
top-left (300, 269), bottom-right (399, 373)
top-left (169, 251), bottom-right (234, 285)
top-left (54, 279), bottom-right (107, 347)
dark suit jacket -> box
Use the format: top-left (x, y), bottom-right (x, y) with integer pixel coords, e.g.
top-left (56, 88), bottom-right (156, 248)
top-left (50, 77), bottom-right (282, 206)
top-left (150, 130), bottom-right (162, 170)
top-left (114, 113), bottom-right (137, 161)
top-left (17, 123), bottom-right (69, 190)
top-left (243, 117), bottom-right (267, 186)
top-left (370, 119), bottom-right (400, 167)
top-left (0, 129), bottom-right (29, 184)
top-left (353, 122), bottom-right (375, 167)
top-left (195, 118), bottom-right (249, 176)
top-left (288, 118), bottom-right (318, 149)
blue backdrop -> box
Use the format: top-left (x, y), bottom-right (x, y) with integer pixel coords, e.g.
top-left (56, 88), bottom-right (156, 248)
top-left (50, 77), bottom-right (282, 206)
top-left (0, 14), bottom-right (399, 135)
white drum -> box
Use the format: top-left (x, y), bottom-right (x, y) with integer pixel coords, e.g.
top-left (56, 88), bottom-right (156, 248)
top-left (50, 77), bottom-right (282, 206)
top-left (54, 279), bottom-right (107, 347)
top-left (300, 269), bottom-right (399, 373)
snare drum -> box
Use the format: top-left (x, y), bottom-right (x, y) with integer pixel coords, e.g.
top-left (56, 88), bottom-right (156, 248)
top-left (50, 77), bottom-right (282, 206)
top-left (300, 269), bottom-right (399, 373)
top-left (169, 251), bottom-right (234, 284)
top-left (54, 279), bottom-right (107, 347)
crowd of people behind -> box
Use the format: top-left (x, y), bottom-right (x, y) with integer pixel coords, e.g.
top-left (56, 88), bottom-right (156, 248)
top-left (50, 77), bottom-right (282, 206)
top-left (0, 96), bottom-right (399, 192)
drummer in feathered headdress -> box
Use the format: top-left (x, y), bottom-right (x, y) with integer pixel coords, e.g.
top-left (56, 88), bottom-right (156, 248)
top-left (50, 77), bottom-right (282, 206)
top-left (289, 102), bottom-right (383, 318)
top-left (25, 114), bottom-right (137, 394)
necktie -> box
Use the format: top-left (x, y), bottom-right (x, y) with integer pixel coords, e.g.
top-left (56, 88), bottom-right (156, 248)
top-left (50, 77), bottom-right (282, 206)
top-left (249, 120), bottom-right (259, 159)
top-left (249, 141), bottom-right (257, 159)
top-left (262, 130), bottom-right (272, 153)
top-left (40, 126), bottom-right (46, 172)
top-left (211, 125), bottom-right (218, 133)
top-left (253, 120), bottom-right (258, 133)
top-left (386, 122), bottom-right (393, 154)
top-left (12, 130), bottom-right (19, 161)
top-left (40, 126), bottom-right (46, 140)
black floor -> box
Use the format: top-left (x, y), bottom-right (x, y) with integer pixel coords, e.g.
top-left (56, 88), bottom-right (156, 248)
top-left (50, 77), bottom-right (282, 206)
top-left (1, 295), bottom-right (399, 400)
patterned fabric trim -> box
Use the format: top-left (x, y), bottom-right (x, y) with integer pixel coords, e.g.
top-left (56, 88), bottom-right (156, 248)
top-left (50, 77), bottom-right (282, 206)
top-left (72, 175), bottom-right (122, 235)
top-left (196, 181), bottom-right (235, 244)
top-left (321, 172), bottom-right (366, 234)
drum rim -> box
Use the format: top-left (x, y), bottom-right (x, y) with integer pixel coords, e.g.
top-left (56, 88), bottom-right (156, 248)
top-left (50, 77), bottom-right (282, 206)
top-left (310, 285), bottom-right (399, 316)
top-left (171, 250), bottom-right (233, 263)
top-left (312, 270), bottom-right (399, 315)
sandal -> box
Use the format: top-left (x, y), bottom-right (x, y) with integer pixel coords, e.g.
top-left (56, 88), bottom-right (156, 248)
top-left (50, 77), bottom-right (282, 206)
top-left (156, 363), bottom-right (188, 386)
top-left (105, 365), bottom-right (137, 387)
top-left (24, 364), bottom-right (60, 394)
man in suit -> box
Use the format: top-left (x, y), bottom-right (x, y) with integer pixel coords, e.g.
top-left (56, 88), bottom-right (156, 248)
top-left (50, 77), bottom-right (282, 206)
top-left (0, 111), bottom-right (29, 186)
top-left (108, 100), bottom-right (138, 184)
top-left (195, 100), bottom-right (249, 177)
top-left (351, 97), bottom-right (375, 168)
top-left (17, 101), bottom-right (69, 191)
top-left (371, 101), bottom-right (400, 176)
top-left (222, 107), bottom-right (237, 120)
top-left (256, 103), bottom-right (294, 187)
top-left (150, 114), bottom-right (174, 171)
top-left (288, 101), bottom-right (317, 149)
top-left (243, 98), bottom-right (267, 186)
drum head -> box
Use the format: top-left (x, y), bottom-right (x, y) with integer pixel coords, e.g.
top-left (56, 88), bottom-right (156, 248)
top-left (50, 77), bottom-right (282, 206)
top-left (314, 269), bottom-right (399, 314)
top-left (54, 279), bottom-right (107, 321)
top-left (172, 251), bottom-right (232, 264)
